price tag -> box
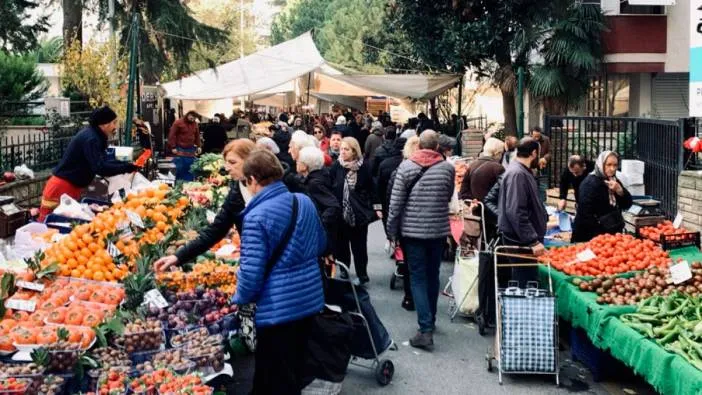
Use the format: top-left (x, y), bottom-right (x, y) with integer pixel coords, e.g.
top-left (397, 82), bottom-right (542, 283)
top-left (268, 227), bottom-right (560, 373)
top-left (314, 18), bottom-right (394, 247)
top-left (673, 213), bottom-right (684, 229)
top-left (117, 221), bottom-right (134, 239)
top-left (206, 210), bottom-right (216, 224)
top-left (627, 205), bottom-right (643, 215)
top-left (5, 298), bottom-right (36, 312)
top-left (576, 248), bottom-right (597, 262)
top-left (107, 242), bottom-right (122, 258)
top-left (15, 280), bottom-right (45, 292)
top-left (125, 210), bottom-right (144, 228)
top-left (143, 289), bottom-right (169, 309)
top-left (670, 260), bottom-right (693, 284)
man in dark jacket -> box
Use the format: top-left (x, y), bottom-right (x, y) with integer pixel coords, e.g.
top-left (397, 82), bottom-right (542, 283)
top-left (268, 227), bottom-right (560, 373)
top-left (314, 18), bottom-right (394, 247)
top-left (202, 116), bottom-right (228, 153)
top-left (387, 130), bottom-right (455, 350)
top-left (331, 115), bottom-right (353, 138)
top-left (372, 129), bottom-right (401, 178)
top-left (558, 155), bottom-right (595, 211)
top-left (498, 137), bottom-right (548, 285)
top-left (364, 121), bottom-right (385, 161)
top-left (376, 137), bottom-right (406, 229)
top-left (39, 106), bottom-right (138, 221)
top-left (273, 115), bottom-right (294, 169)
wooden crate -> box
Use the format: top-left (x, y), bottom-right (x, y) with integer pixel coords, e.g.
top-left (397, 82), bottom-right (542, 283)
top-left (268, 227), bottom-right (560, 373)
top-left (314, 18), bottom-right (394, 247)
top-left (0, 205), bottom-right (28, 238)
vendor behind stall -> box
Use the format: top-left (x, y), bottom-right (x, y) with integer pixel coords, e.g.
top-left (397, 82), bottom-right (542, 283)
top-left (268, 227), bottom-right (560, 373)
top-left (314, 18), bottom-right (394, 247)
top-left (571, 151), bottom-right (633, 243)
top-left (557, 155), bottom-right (594, 211)
top-left (168, 110), bottom-right (201, 181)
top-left (39, 106), bottom-right (139, 221)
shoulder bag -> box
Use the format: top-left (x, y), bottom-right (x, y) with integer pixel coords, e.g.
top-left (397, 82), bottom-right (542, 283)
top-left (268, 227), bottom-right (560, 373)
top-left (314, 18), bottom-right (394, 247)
top-left (238, 195), bottom-right (299, 352)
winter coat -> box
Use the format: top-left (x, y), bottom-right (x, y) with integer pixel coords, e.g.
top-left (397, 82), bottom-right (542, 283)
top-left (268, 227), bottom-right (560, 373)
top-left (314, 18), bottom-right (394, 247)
top-left (167, 118), bottom-right (200, 150)
top-left (273, 127), bottom-right (294, 168)
top-left (376, 150), bottom-right (403, 212)
top-left (303, 168), bottom-right (341, 255)
top-left (329, 159), bottom-right (378, 227)
top-left (459, 156), bottom-right (505, 201)
top-left (386, 150), bottom-right (455, 240)
top-left (571, 174), bottom-right (633, 242)
top-left (497, 161), bottom-right (547, 246)
top-left (176, 181), bottom-right (246, 264)
top-left (232, 181), bottom-right (326, 327)
top-left (364, 131), bottom-right (384, 161)
top-left (559, 161), bottom-right (595, 202)
top-left (371, 139), bottom-right (404, 178)
top-left (202, 123), bottom-right (227, 154)
top-left (484, 174), bottom-right (500, 221)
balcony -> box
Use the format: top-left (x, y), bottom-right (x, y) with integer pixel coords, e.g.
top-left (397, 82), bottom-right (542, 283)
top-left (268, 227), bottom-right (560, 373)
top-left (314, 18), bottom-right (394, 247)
top-left (602, 15), bottom-right (667, 73)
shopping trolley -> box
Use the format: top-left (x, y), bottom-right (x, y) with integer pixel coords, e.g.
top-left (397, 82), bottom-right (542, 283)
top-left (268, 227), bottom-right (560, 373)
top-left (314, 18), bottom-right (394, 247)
top-left (486, 246), bottom-right (559, 386)
top-left (444, 202), bottom-right (487, 322)
top-left (326, 261), bottom-right (396, 386)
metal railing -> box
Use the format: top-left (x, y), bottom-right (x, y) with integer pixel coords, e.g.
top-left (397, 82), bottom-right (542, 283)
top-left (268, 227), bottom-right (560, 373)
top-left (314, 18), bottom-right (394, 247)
top-left (545, 115), bottom-right (687, 218)
top-left (0, 129), bottom-right (78, 172)
top-left (463, 115), bottom-right (488, 131)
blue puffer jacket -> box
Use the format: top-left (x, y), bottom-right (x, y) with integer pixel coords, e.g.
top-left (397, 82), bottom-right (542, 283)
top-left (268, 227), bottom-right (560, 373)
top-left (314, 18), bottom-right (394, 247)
top-left (232, 181), bottom-right (327, 327)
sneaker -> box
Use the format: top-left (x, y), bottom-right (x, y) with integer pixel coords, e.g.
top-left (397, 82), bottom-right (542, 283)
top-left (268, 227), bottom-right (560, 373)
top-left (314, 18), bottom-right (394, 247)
top-left (401, 298), bottom-right (415, 311)
top-left (409, 331), bottom-right (434, 350)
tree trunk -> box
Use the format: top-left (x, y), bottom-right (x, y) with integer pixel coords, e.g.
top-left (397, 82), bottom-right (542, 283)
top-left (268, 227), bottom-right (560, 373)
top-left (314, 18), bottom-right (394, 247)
top-left (63, 0), bottom-right (83, 48)
top-left (501, 87), bottom-right (517, 136)
top-left (429, 97), bottom-right (439, 125)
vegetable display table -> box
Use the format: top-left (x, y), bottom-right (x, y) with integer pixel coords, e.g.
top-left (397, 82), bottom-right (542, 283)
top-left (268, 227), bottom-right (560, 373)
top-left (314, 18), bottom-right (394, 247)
top-left (537, 245), bottom-right (702, 395)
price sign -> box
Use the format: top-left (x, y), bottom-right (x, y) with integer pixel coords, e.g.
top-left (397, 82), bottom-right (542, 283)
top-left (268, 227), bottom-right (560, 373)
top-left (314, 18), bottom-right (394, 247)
top-left (15, 280), bottom-right (45, 292)
top-left (206, 210), bottom-right (216, 224)
top-left (673, 213), bottom-right (684, 229)
top-left (143, 289), bottom-right (169, 309)
top-left (107, 242), bottom-right (122, 258)
top-left (5, 298), bottom-right (36, 312)
top-left (125, 210), bottom-right (144, 229)
top-left (117, 221), bottom-right (134, 239)
top-left (670, 260), bottom-right (693, 284)
top-left (576, 248), bottom-right (597, 262)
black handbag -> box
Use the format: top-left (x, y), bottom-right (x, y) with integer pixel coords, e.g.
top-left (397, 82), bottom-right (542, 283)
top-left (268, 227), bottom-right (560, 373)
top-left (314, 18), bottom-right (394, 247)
top-left (303, 307), bottom-right (355, 384)
top-left (237, 196), bottom-right (299, 352)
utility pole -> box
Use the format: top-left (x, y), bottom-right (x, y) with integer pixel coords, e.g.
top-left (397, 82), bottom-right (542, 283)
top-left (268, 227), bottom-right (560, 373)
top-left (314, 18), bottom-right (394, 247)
top-left (239, 0), bottom-right (245, 112)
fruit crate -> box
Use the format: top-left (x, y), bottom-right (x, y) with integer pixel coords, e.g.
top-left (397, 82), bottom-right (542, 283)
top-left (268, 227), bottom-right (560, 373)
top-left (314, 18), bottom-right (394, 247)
top-left (569, 327), bottom-right (623, 382)
top-left (634, 226), bottom-right (701, 251)
top-left (0, 203), bottom-right (27, 238)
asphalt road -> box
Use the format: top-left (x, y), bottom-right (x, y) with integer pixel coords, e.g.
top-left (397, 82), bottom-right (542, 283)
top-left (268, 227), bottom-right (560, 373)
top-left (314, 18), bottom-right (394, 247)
top-left (339, 222), bottom-right (656, 395)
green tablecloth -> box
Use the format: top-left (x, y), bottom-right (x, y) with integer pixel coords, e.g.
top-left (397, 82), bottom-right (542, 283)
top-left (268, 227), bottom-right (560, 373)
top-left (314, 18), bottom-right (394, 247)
top-left (538, 258), bottom-right (702, 395)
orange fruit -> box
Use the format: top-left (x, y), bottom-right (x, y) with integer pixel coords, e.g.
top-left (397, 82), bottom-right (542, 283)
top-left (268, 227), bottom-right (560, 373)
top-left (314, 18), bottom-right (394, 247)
top-left (83, 269), bottom-right (94, 279)
top-left (81, 233), bottom-right (92, 244)
top-left (66, 258), bottom-right (78, 268)
top-left (93, 271), bottom-right (105, 282)
top-left (70, 269), bottom-right (81, 278)
top-left (88, 242), bottom-right (100, 253)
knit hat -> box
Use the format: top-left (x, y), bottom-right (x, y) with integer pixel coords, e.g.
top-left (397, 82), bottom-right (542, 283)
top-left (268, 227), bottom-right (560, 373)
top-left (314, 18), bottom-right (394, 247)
top-left (90, 106), bottom-right (117, 126)
top-left (336, 115), bottom-right (347, 125)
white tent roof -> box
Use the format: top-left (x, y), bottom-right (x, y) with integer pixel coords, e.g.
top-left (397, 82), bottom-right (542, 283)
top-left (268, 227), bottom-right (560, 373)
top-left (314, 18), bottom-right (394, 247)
top-left (162, 32), bottom-right (325, 100)
top-left (161, 32), bottom-right (461, 101)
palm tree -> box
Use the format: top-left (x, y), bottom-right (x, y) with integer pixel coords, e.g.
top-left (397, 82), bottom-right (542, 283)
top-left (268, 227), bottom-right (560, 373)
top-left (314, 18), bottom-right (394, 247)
top-left (528, 4), bottom-right (607, 114)
top-left (32, 37), bottom-right (64, 63)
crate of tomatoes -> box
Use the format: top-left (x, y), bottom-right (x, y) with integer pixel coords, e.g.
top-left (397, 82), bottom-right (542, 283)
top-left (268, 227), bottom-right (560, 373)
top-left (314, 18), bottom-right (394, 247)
top-left (636, 220), bottom-right (701, 251)
top-left (541, 233), bottom-right (672, 277)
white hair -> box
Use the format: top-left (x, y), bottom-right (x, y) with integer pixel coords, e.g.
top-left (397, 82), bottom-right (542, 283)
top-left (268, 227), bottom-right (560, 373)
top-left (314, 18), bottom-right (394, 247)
top-left (256, 137), bottom-right (280, 154)
top-left (297, 147), bottom-right (325, 172)
top-left (291, 130), bottom-right (316, 150)
top-left (483, 137), bottom-right (505, 158)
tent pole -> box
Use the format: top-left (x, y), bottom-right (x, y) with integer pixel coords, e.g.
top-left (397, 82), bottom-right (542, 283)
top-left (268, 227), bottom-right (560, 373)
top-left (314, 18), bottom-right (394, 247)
top-left (456, 75), bottom-right (463, 155)
top-left (306, 72), bottom-right (312, 106)
top-left (124, 9), bottom-right (139, 145)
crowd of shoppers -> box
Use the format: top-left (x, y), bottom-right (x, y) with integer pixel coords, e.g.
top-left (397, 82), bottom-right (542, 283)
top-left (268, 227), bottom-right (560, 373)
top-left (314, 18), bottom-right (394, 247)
top-left (151, 108), bottom-right (636, 393)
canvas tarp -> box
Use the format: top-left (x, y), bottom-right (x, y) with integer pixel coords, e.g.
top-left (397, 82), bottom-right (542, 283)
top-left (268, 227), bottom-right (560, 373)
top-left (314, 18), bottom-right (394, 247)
top-left (162, 32), bottom-right (325, 100)
top-left (162, 32), bottom-right (461, 101)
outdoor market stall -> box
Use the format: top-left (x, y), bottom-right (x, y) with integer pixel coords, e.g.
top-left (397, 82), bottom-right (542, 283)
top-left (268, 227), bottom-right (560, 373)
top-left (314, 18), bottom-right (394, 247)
top-left (537, 230), bottom-right (702, 395)
top-left (0, 155), bottom-right (241, 394)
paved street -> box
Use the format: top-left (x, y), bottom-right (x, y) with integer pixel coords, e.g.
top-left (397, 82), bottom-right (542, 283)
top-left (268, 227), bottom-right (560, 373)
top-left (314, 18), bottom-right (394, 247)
top-left (340, 222), bottom-right (655, 395)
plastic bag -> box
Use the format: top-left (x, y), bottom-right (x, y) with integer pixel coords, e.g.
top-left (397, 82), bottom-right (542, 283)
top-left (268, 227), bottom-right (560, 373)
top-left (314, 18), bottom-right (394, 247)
top-left (53, 194), bottom-right (95, 221)
top-left (452, 253), bottom-right (480, 315)
top-left (13, 223), bottom-right (51, 259)
top-left (13, 164), bottom-right (34, 180)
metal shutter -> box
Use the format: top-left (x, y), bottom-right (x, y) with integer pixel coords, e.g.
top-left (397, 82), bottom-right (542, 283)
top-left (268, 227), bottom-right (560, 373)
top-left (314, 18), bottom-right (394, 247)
top-left (652, 73), bottom-right (689, 120)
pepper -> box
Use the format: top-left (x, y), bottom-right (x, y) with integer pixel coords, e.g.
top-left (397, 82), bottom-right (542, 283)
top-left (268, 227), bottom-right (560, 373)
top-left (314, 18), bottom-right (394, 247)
top-left (638, 306), bottom-right (659, 315)
top-left (657, 327), bottom-right (680, 345)
top-left (660, 299), bottom-right (690, 318)
top-left (653, 317), bottom-right (679, 336)
top-left (626, 322), bottom-right (655, 338)
top-left (625, 313), bottom-right (662, 324)
top-left (680, 331), bottom-right (702, 359)
top-left (695, 321), bottom-right (702, 338)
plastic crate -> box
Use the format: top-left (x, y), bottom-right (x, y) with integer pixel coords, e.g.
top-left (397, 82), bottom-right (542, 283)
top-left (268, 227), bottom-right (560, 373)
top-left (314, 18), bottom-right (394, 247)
top-left (80, 198), bottom-right (112, 207)
top-left (660, 232), bottom-right (701, 250)
top-left (44, 214), bottom-right (89, 234)
top-left (569, 327), bottom-right (620, 382)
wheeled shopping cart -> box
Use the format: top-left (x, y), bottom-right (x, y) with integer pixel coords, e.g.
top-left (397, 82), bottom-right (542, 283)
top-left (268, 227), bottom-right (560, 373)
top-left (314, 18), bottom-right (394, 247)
top-left (326, 261), bottom-right (396, 386)
top-left (486, 246), bottom-right (559, 386)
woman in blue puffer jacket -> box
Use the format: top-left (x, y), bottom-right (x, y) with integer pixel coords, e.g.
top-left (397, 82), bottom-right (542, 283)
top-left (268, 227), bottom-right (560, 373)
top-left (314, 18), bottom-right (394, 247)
top-left (235, 149), bottom-right (327, 394)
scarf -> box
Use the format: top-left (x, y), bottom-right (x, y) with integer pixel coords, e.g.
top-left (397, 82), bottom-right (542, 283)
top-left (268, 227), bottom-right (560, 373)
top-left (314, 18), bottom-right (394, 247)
top-left (339, 157), bottom-right (363, 226)
top-left (593, 150), bottom-right (618, 207)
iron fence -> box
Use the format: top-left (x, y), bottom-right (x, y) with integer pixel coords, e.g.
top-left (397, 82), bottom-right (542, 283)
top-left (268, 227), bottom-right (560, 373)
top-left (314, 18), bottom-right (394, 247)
top-left (545, 115), bottom-right (688, 218)
top-left (0, 131), bottom-right (75, 172)
top-left (463, 115), bottom-right (488, 131)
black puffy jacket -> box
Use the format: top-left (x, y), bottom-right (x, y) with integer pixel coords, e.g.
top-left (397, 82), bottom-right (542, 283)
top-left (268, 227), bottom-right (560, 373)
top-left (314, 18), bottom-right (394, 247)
top-left (303, 168), bottom-right (341, 255)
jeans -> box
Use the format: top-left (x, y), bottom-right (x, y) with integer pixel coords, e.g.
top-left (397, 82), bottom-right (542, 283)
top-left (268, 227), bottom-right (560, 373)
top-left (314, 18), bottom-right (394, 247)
top-left (336, 222), bottom-right (369, 278)
top-left (253, 317), bottom-right (312, 395)
top-left (402, 237), bottom-right (444, 333)
top-left (174, 146), bottom-right (197, 181)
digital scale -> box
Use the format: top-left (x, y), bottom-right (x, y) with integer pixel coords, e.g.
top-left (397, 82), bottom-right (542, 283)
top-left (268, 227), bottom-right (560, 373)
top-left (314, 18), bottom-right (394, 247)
top-left (627, 198), bottom-right (666, 217)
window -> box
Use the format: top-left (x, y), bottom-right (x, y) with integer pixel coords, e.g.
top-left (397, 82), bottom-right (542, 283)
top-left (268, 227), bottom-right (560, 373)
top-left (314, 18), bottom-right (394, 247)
top-left (620, 1), bottom-right (665, 15)
top-left (586, 74), bottom-right (630, 117)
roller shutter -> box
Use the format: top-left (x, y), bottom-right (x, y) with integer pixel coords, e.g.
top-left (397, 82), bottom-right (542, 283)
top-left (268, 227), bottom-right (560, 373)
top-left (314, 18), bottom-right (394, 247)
top-left (652, 73), bottom-right (689, 120)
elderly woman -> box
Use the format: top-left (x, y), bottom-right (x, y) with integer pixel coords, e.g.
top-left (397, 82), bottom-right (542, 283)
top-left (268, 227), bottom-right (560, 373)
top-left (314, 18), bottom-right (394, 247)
top-left (297, 146), bottom-right (340, 258)
top-left (236, 149), bottom-right (326, 393)
top-left (153, 139), bottom-right (256, 269)
top-left (329, 137), bottom-right (379, 284)
top-left (572, 151), bottom-right (633, 242)
top-left (460, 137), bottom-right (505, 201)
top-left (256, 136), bottom-right (280, 155)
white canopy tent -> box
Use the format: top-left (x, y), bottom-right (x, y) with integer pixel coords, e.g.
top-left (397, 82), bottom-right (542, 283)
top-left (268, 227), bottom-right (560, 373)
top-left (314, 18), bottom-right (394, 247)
top-left (161, 32), bottom-right (461, 103)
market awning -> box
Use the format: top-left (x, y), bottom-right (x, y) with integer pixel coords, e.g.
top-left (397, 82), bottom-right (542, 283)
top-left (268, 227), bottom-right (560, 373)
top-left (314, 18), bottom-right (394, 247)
top-left (321, 73), bottom-right (462, 100)
top-left (161, 32), bottom-right (326, 100)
